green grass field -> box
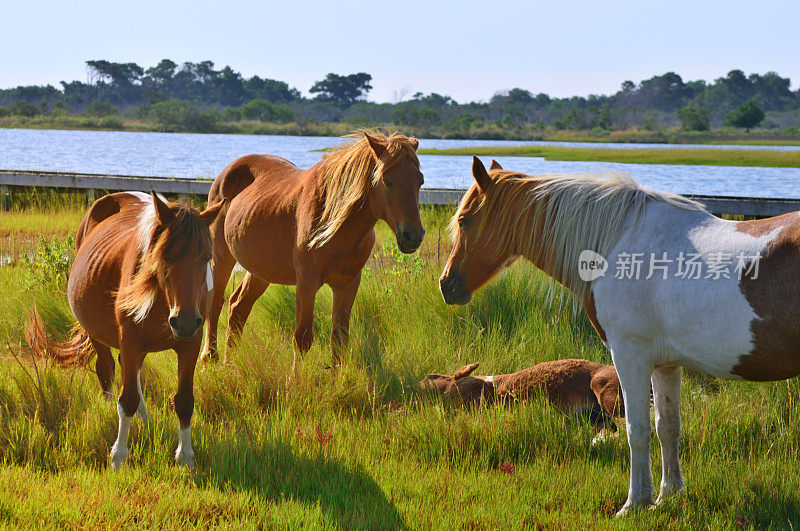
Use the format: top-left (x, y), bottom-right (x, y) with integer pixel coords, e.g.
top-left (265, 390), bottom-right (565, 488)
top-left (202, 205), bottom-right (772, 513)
top-left (419, 145), bottom-right (800, 168)
top-left (2, 205), bottom-right (800, 528)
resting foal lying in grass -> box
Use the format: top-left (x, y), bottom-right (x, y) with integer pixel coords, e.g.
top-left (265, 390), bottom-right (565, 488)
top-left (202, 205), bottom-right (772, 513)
top-left (422, 359), bottom-right (625, 433)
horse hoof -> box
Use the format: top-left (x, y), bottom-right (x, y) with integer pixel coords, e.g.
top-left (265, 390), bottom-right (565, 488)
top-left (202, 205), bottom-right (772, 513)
top-left (200, 352), bottom-right (219, 364)
top-left (110, 449), bottom-right (128, 470)
top-left (655, 487), bottom-right (686, 506)
top-left (175, 450), bottom-right (195, 470)
top-left (615, 499), bottom-right (653, 517)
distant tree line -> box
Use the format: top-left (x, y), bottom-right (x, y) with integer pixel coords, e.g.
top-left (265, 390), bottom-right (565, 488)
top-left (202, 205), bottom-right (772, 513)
top-left (1, 60), bottom-right (799, 134)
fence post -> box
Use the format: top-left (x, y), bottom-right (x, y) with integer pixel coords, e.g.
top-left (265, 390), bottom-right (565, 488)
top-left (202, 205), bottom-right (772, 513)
top-left (0, 185), bottom-right (8, 211)
top-left (86, 188), bottom-right (96, 205)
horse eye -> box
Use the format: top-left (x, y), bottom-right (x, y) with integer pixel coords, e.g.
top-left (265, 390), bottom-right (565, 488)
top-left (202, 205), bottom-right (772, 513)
top-left (458, 217), bottom-right (469, 227)
top-left (385, 181), bottom-right (394, 190)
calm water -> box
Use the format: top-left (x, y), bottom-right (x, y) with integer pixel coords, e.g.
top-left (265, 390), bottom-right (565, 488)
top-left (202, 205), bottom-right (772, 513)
top-left (1, 128), bottom-right (799, 198)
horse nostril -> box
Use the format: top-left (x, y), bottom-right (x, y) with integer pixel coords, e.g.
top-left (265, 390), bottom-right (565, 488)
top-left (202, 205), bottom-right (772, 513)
top-left (193, 316), bottom-right (204, 330)
top-left (169, 315), bottom-right (179, 330)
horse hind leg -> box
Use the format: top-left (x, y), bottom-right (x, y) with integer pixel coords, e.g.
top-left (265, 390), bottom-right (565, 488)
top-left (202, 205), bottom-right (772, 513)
top-left (226, 272), bottom-right (269, 349)
top-left (91, 338), bottom-right (115, 401)
top-left (110, 343), bottom-right (144, 469)
top-left (652, 366), bottom-right (685, 505)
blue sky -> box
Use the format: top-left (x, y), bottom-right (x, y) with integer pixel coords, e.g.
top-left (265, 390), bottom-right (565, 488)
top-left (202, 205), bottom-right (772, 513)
top-left (2, 0), bottom-right (798, 103)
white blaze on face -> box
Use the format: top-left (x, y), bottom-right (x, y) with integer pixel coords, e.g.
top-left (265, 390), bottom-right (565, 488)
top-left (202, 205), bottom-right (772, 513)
top-left (205, 262), bottom-right (213, 293)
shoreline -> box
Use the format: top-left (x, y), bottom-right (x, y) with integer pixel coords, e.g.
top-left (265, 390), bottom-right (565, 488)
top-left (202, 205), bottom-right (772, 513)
top-left (2, 117), bottom-right (800, 147)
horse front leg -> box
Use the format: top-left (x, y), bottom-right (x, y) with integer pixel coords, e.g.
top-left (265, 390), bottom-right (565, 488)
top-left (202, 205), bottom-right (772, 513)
top-left (330, 272), bottom-right (362, 364)
top-left (652, 366), bottom-right (685, 504)
top-left (110, 338), bottom-right (144, 470)
top-left (611, 345), bottom-right (655, 516)
top-left (293, 274), bottom-right (321, 376)
top-left (173, 339), bottom-right (201, 469)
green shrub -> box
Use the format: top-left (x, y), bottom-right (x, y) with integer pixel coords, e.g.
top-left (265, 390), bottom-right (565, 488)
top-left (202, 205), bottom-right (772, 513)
top-left (84, 102), bottom-right (118, 117)
top-left (22, 235), bottom-right (76, 289)
top-left (145, 99), bottom-right (219, 132)
top-left (677, 105), bottom-right (710, 131)
top-left (221, 107), bottom-right (243, 122)
top-left (240, 99), bottom-right (295, 123)
top-left (10, 101), bottom-right (39, 117)
top-left (724, 100), bottom-right (765, 131)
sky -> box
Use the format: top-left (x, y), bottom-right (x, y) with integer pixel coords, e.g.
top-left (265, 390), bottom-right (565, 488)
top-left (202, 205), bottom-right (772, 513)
top-left (2, 0), bottom-right (799, 103)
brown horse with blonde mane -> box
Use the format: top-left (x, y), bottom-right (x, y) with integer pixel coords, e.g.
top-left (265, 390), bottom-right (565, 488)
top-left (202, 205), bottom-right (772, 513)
top-left (201, 131), bottom-right (425, 365)
top-left (27, 191), bottom-right (220, 469)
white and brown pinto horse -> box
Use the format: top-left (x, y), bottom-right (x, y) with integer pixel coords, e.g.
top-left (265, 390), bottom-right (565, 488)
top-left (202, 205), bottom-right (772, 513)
top-left (28, 192), bottom-right (220, 469)
top-left (441, 157), bottom-right (797, 516)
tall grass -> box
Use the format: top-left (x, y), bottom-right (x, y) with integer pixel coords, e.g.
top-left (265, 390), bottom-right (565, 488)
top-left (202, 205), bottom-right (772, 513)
top-left (1, 207), bottom-right (800, 527)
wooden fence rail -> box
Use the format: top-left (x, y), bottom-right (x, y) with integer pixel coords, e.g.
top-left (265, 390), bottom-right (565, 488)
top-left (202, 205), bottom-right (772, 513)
top-left (2, 170), bottom-right (799, 218)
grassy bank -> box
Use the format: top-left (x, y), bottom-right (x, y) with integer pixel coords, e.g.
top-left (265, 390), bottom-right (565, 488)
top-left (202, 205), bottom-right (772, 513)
top-left (3, 114), bottom-right (800, 145)
top-left (419, 145), bottom-right (800, 168)
top-left (2, 206), bottom-right (800, 527)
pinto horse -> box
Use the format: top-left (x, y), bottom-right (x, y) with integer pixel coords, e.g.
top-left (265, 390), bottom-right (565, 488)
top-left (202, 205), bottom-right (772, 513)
top-left (201, 132), bottom-right (424, 364)
top-left (27, 192), bottom-right (220, 469)
top-left (440, 157), bottom-right (800, 515)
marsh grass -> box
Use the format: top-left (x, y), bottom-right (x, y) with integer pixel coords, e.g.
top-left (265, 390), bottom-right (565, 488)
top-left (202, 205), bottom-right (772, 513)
top-left (419, 145), bottom-right (800, 168)
top-left (1, 206), bottom-right (800, 527)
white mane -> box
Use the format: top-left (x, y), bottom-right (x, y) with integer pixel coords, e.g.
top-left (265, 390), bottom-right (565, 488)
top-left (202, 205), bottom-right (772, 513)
top-left (467, 172), bottom-right (706, 303)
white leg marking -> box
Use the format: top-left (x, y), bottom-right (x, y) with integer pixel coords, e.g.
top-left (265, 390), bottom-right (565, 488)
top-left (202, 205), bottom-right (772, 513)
top-left (652, 366), bottom-right (685, 504)
top-left (136, 369), bottom-right (149, 422)
top-left (591, 429), bottom-right (620, 447)
top-left (175, 425), bottom-right (195, 469)
top-left (205, 262), bottom-right (213, 293)
top-left (612, 348), bottom-right (654, 517)
top-left (110, 402), bottom-right (132, 470)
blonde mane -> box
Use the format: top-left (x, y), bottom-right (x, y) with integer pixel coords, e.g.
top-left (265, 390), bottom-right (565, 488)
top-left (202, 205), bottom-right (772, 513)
top-left (118, 196), bottom-right (211, 322)
top-left (308, 131), bottom-right (419, 248)
top-left (453, 171), bottom-right (705, 302)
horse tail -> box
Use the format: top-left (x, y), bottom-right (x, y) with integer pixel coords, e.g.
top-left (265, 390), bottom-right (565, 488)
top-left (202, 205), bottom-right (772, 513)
top-left (25, 309), bottom-right (96, 367)
top-left (210, 156), bottom-right (258, 208)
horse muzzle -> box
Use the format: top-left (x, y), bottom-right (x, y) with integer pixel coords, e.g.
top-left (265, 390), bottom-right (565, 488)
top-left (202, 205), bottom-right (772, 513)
top-left (169, 313), bottom-right (204, 340)
top-left (439, 273), bottom-right (472, 305)
top-left (396, 227), bottom-right (425, 254)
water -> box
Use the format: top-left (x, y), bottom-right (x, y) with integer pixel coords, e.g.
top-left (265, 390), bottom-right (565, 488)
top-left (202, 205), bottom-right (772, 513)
top-left (1, 128), bottom-right (799, 198)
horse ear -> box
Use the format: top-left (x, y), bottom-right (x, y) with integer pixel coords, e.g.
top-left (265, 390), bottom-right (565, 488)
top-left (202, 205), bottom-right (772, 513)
top-left (409, 137), bottom-right (419, 151)
top-left (454, 363), bottom-right (479, 379)
top-left (151, 191), bottom-right (173, 225)
top-left (365, 132), bottom-right (387, 159)
top-left (472, 157), bottom-right (492, 193)
top-left (198, 200), bottom-right (223, 227)
top-left (489, 159), bottom-right (503, 171)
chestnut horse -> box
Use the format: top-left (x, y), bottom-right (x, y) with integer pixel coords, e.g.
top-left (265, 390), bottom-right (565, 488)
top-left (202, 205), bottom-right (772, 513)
top-left (201, 132), bottom-right (424, 364)
top-left (422, 359), bottom-right (624, 433)
top-left (441, 157), bottom-right (800, 515)
top-left (28, 191), bottom-right (220, 469)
